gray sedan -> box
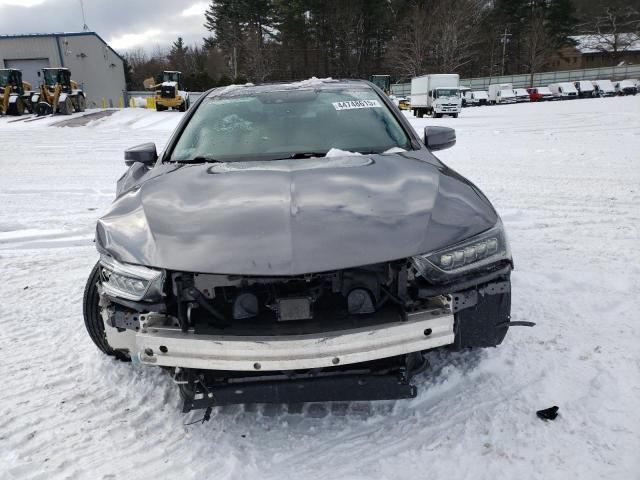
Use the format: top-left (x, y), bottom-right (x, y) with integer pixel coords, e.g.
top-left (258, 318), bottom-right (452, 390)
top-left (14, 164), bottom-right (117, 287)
top-left (83, 79), bottom-right (518, 413)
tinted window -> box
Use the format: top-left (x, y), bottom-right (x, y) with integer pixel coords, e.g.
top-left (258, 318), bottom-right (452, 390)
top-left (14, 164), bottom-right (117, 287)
top-left (170, 87), bottom-right (411, 162)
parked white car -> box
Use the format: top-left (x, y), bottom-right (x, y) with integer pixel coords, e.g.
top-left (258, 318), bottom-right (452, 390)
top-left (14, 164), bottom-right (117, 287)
top-left (593, 80), bottom-right (616, 97)
top-left (549, 82), bottom-right (578, 99)
top-left (513, 88), bottom-right (530, 102)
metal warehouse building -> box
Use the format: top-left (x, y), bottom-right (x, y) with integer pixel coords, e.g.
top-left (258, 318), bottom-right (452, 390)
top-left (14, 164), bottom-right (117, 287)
top-left (0, 32), bottom-right (125, 108)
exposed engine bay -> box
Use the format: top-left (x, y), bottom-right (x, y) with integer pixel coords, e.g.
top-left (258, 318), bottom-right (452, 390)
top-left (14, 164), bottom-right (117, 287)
top-left (96, 256), bottom-right (514, 412)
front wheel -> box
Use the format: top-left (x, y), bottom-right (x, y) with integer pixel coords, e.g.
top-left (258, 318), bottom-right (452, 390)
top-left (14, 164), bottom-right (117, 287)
top-left (8, 97), bottom-right (25, 116)
top-left (82, 262), bottom-right (130, 361)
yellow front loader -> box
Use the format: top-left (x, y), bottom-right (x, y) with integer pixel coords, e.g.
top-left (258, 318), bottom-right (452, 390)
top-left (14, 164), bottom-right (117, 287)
top-left (0, 69), bottom-right (34, 116)
top-left (144, 71), bottom-right (190, 112)
top-left (33, 68), bottom-right (86, 116)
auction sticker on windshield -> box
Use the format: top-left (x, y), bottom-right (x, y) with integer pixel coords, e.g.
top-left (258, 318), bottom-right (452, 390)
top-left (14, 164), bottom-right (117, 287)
top-left (332, 99), bottom-right (381, 110)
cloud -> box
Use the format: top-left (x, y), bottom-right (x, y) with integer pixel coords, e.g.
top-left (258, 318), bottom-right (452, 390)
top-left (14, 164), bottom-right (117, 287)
top-left (0, 0), bottom-right (47, 6)
top-left (181, 2), bottom-right (208, 17)
top-left (109, 29), bottom-right (166, 50)
top-left (0, 0), bottom-right (209, 53)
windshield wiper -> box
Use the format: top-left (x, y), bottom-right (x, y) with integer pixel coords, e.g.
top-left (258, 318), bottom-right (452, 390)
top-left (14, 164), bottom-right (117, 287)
top-left (175, 156), bottom-right (225, 164)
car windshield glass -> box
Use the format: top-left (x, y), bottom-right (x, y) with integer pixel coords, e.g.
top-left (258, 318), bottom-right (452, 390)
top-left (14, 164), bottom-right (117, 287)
top-left (434, 89), bottom-right (459, 98)
top-left (169, 87), bottom-right (412, 162)
top-left (0, 70), bottom-right (10, 85)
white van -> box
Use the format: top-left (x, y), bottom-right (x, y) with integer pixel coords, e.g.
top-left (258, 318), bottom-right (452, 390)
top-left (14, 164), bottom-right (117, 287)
top-left (488, 83), bottom-right (516, 104)
top-left (463, 90), bottom-right (489, 106)
top-left (513, 88), bottom-right (530, 102)
top-left (614, 80), bottom-right (638, 96)
top-left (574, 80), bottom-right (595, 98)
top-left (593, 80), bottom-right (616, 97)
top-left (549, 82), bottom-right (578, 99)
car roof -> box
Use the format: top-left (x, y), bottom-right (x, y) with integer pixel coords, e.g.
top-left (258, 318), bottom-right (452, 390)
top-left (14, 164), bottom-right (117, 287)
top-left (206, 78), bottom-right (372, 99)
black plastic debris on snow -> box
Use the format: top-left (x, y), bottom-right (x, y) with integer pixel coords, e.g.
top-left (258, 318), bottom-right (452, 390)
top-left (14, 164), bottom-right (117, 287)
top-left (536, 406), bottom-right (560, 421)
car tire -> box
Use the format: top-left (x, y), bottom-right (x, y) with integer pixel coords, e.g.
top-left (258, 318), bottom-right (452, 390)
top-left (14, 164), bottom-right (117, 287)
top-left (450, 287), bottom-right (511, 350)
top-left (82, 261), bottom-right (130, 361)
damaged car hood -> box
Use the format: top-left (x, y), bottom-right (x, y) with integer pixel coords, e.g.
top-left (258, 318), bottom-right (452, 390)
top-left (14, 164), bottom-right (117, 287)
top-left (97, 153), bottom-right (497, 275)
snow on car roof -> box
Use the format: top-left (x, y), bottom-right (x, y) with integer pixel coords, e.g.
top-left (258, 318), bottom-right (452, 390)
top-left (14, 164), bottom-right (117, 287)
top-left (208, 78), bottom-right (361, 98)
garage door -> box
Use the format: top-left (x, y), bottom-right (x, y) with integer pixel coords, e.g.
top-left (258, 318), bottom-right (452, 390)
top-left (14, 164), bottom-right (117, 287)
top-left (4, 58), bottom-right (50, 89)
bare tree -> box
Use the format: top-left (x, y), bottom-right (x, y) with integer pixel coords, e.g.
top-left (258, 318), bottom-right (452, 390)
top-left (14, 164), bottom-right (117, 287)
top-left (431, 0), bottom-right (488, 72)
top-left (521, 8), bottom-right (554, 87)
top-left (385, 4), bottom-right (435, 79)
top-left (243, 31), bottom-right (277, 81)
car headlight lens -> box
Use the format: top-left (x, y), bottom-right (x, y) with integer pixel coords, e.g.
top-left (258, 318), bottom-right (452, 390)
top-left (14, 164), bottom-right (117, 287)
top-left (412, 221), bottom-right (510, 280)
top-left (99, 255), bottom-right (164, 301)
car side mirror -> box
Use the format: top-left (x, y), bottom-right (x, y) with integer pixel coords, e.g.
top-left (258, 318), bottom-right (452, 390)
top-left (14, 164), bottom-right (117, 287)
top-left (423, 126), bottom-right (456, 151)
top-left (125, 143), bottom-right (158, 167)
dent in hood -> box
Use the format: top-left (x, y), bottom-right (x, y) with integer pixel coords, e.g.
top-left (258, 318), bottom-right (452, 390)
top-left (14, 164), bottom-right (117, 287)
top-left (97, 154), bottom-right (497, 275)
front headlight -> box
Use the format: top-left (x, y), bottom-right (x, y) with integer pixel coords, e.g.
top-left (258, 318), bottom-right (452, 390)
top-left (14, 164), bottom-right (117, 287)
top-left (412, 220), bottom-right (511, 281)
top-left (99, 255), bottom-right (164, 301)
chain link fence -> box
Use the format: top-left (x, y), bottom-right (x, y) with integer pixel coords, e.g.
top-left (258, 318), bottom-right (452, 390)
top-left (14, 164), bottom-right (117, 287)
top-left (391, 64), bottom-right (640, 96)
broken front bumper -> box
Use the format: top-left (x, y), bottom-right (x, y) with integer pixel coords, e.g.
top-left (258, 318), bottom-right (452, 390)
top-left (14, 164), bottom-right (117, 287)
top-left (134, 306), bottom-right (454, 371)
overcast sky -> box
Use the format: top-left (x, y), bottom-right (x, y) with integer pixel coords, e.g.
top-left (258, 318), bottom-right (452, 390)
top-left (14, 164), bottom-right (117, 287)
top-left (0, 0), bottom-right (210, 53)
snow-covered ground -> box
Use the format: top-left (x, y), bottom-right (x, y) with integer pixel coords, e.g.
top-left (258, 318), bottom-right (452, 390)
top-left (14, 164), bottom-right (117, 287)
top-left (1, 98), bottom-right (639, 479)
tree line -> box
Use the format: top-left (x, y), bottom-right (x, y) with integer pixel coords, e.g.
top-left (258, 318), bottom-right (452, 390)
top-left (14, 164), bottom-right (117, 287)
top-left (123, 0), bottom-right (640, 91)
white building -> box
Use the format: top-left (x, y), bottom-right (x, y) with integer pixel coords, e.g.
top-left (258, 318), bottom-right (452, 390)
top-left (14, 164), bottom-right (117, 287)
top-left (0, 32), bottom-right (126, 107)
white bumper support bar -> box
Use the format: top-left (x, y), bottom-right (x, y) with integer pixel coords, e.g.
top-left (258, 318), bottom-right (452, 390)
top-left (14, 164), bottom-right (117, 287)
top-left (136, 308), bottom-right (455, 371)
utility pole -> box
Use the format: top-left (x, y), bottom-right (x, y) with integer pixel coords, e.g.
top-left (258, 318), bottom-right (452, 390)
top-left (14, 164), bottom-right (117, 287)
top-left (79, 0), bottom-right (89, 32)
top-left (500, 28), bottom-right (512, 77)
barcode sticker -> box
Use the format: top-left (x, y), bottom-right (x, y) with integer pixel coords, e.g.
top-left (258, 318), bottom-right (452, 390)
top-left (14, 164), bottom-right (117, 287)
top-left (332, 100), bottom-right (381, 111)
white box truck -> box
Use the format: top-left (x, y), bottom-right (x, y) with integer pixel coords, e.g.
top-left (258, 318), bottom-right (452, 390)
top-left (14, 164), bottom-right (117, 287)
top-left (411, 74), bottom-right (461, 118)
top-left (488, 83), bottom-right (516, 104)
